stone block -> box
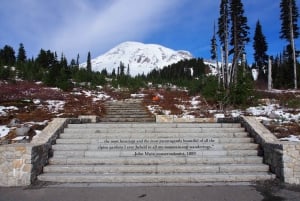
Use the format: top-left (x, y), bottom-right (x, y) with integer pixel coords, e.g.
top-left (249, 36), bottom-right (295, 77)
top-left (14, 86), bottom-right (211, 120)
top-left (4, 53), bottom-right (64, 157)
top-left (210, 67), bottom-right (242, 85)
top-left (78, 115), bottom-right (98, 123)
top-left (12, 159), bottom-right (24, 169)
top-left (156, 115), bottom-right (174, 123)
top-left (22, 164), bottom-right (32, 173)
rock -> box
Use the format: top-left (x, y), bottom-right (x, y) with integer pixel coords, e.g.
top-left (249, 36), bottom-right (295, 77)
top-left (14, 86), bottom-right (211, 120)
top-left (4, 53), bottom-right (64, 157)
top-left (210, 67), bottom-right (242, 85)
top-left (8, 118), bottom-right (21, 127)
top-left (15, 125), bottom-right (30, 136)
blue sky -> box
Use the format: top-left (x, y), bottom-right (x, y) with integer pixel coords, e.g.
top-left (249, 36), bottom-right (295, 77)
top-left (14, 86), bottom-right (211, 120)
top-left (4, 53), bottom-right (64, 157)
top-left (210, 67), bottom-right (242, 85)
top-left (0, 0), bottom-right (299, 63)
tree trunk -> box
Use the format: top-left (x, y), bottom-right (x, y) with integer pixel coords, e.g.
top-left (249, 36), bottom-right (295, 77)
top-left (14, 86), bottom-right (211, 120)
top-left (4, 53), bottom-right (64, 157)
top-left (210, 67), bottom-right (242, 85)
top-left (221, 48), bottom-right (225, 89)
top-left (289, 1), bottom-right (298, 89)
top-left (268, 57), bottom-right (272, 91)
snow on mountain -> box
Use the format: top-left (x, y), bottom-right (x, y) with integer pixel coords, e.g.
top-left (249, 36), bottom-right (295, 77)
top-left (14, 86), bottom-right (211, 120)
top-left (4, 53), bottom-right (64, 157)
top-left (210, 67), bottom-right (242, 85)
top-left (80, 41), bottom-right (193, 76)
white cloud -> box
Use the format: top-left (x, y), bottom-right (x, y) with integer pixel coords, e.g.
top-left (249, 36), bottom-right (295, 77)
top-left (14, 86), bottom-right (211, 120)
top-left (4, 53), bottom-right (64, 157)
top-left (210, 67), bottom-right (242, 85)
top-left (41, 0), bottom-right (183, 60)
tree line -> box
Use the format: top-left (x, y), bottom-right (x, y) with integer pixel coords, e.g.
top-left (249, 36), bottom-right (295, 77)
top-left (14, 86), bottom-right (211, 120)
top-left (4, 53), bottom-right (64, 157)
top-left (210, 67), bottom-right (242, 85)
top-left (211, 0), bottom-right (299, 90)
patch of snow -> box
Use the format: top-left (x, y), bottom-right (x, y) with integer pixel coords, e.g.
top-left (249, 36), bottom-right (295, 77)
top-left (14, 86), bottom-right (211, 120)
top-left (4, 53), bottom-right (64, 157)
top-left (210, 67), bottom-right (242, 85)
top-left (45, 100), bottom-right (65, 113)
top-left (181, 115), bottom-right (195, 119)
top-left (231, 110), bottom-right (242, 118)
top-left (252, 69), bottom-right (259, 81)
top-left (280, 135), bottom-right (300, 142)
top-left (163, 110), bottom-right (171, 115)
top-left (93, 92), bottom-right (111, 101)
top-left (131, 94), bottom-right (145, 98)
top-left (190, 97), bottom-right (200, 107)
top-left (25, 120), bottom-right (48, 126)
top-left (247, 104), bottom-right (300, 122)
top-left (176, 105), bottom-right (186, 110)
top-left (33, 99), bottom-right (41, 104)
top-left (71, 92), bottom-right (83, 96)
top-left (0, 106), bottom-right (19, 116)
top-left (83, 90), bottom-right (92, 97)
top-left (246, 104), bottom-right (279, 116)
top-left (12, 136), bottom-right (27, 141)
top-left (0, 126), bottom-right (10, 138)
top-left (49, 87), bottom-right (61, 91)
top-left (214, 114), bottom-right (225, 119)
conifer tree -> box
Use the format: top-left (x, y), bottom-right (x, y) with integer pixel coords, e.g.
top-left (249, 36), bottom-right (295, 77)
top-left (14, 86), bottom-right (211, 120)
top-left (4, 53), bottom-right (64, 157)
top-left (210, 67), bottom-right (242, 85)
top-left (253, 20), bottom-right (268, 81)
top-left (210, 22), bottom-right (221, 85)
top-left (17, 43), bottom-right (26, 65)
top-left (229, 0), bottom-right (250, 84)
top-left (280, 0), bottom-right (299, 89)
top-left (0, 45), bottom-right (16, 66)
top-left (76, 54), bottom-right (80, 67)
top-left (127, 64), bottom-right (130, 76)
top-left (86, 51), bottom-right (92, 72)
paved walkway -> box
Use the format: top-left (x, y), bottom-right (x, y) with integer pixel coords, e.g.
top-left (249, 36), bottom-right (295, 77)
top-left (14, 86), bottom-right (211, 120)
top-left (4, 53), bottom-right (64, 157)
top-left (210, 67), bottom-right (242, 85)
top-left (1, 182), bottom-right (300, 201)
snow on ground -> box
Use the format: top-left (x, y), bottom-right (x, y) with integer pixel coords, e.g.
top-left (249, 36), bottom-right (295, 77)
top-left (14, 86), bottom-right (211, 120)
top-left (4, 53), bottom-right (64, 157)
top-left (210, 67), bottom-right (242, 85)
top-left (33, 99), bottom-right (41, 104)
top-left (131, 94), bottom-right (146, 98)
top-left (190, 96), bottom-right (201, 109)
top-left (280, 135), bottom-right (300, 142)
top-left (92, 92), bottom-right (111, 102)
top-left (72, 90), bottom-right (111, 102)
top-left (247, 104), bottom-right (300, 123)
top-left (45, 100), bottom-right (65, 113)
top-left (0, 126), bottom-right (10, 138)
top-left (0, 106), bottom-right (18, 116)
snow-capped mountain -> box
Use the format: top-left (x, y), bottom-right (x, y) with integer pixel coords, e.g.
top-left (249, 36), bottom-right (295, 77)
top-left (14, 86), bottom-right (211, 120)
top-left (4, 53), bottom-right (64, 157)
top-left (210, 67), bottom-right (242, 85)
top-left (80, 41), bottom-right (193, 76)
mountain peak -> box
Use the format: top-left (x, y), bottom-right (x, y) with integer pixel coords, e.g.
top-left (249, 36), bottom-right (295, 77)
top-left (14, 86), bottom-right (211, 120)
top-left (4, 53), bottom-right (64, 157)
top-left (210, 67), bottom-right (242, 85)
top-left (81, 41), bottom-right (193, 76)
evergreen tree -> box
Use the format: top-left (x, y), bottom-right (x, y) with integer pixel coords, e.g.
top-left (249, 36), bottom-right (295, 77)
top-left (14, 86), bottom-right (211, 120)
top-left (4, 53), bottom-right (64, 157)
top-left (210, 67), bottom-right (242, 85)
top-left (127, 64), bottom-right (130, 76)
top-left (112, 68), bottom-right (116, 77)
top-left (253, 20), bottom-right (268, 81)
top-left (229, 0), bottom-right (250, 84)
top-left (119, 61), bottom-right (125, 76)
top-left (0, 45), bottom-right (16, 66)
top-left (17, 43), bottom-right (27, 65)
top-left (210, 23), bottom-right (218, 61)
top-left (210, 21), bottom-right (221, 85)
top-left (86, 51), bottom-right (92, 72)
top-left (76, 53), bottom-right (80, 67)
top-left (70, 59), bottom-right (77, 68)
top-left (101, 68), bottom-right (108, 76)
top-left (280, 0), bottom-right (299, 89)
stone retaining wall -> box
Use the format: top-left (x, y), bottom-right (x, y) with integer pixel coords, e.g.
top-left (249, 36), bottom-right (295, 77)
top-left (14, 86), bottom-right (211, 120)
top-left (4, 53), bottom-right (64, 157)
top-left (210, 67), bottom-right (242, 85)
top-left (241, 116), bottom-right (300, 184)
top-left (0, 118), bottom-right (68, 186)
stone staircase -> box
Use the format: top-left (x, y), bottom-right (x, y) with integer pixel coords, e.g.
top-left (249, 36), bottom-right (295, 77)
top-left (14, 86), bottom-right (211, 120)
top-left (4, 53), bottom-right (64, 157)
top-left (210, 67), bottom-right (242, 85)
top-left (38, 122), bottom-right (275, 183)
top-left (101, 99), bottom-right (155, 122)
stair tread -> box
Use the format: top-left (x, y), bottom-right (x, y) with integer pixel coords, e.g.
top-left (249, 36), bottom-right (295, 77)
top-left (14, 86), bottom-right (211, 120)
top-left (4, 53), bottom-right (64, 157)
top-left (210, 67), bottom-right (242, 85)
top-left (38, 172), bottom-right (275, 183)
top-left (44, 164), bottom-right (270, 173)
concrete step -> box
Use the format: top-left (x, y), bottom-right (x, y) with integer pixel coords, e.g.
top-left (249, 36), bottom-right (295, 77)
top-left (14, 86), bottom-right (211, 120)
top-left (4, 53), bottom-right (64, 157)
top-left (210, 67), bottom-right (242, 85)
top-left (100, 117), bottom-right (155, 122)
top-left (52, 143), bottom-right (259, 151)
top-left (103, 114), bottom-right (151, 118)
top-left (49, 156), bottom-right (264, 166)
top-left (38, 172), bottom-right (274, 183)
top-left (38, 120), bottom-right (274, 184)
top-left (104, 107), bottom-right (148, 110)
top-left (43, 164), bottom-right (269, 174)
top-left (59, 132), bottom-right (249, 139)
top-left (63, 127), bottom-right (245, 134)
top-left (56, 137), bottom-right (254, 144)
top-left (67, 123), bottom-right (242, 129)
top-left (52, 149), bottom-right (259, 158)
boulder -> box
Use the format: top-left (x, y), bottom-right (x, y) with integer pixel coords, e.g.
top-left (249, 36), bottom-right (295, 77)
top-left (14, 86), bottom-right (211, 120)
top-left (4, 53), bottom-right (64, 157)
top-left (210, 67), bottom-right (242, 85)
top-left (8, 118), bottom-right (21, 127)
